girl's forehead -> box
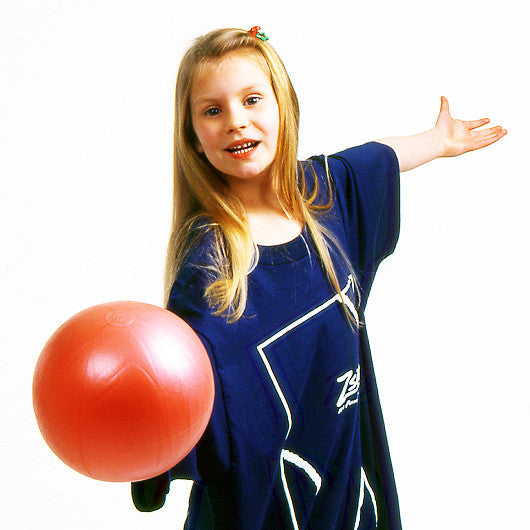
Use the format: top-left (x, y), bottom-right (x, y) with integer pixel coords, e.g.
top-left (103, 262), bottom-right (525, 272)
top-left (194, 49), bottom-right (270, 83)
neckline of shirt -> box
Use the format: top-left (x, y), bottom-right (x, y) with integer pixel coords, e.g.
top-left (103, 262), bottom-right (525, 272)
top-left (257, 226), bottom-right (311, 266)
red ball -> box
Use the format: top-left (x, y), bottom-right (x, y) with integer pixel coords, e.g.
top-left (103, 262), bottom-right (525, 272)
top-left (32, 301), bottom-right (214, 482)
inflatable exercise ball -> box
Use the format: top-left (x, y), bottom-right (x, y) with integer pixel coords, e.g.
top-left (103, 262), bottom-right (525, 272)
top-left (32, 301), bottom-right (214, 482)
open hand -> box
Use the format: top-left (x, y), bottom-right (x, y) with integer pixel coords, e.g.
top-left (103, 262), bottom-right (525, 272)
top-left (435, 96), bottom-right (507, 157)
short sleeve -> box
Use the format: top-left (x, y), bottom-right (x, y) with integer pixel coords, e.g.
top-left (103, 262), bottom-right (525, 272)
top-left (311, 142), bottom-right (400, 290)
top-left (165, 267), bottom-right (231, 485)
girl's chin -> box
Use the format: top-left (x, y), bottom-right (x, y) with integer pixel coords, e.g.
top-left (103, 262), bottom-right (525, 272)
top-left (221, 164), bottom-right (274, 183)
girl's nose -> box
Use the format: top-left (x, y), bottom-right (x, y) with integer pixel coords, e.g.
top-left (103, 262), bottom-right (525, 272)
top-left (226, 106), bottom-right (248, 133)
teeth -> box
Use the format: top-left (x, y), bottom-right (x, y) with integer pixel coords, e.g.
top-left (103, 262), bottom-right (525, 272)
top-left (227, 141), bottom-right (258, 153)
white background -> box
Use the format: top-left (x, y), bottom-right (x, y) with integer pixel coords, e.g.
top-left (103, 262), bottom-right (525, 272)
top-left (2, 0), bottom-right (528, 528)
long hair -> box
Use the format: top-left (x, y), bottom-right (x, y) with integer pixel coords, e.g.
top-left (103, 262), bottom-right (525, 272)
top-left (164, 27), bottom-right (360, 326)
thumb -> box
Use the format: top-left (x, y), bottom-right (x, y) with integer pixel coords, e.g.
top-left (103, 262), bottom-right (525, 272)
top-left (435, 96), bottom-right (452, 127)
top-left (439, 96), bottom-right (451, 117)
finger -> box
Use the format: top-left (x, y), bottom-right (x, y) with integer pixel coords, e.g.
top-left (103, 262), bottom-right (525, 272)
top-left (472, 125), bottom-right (505, 140)
top-left (470, 128), bottom-right (507, 151)
top-left (464, 118), bottom-right (490, 130)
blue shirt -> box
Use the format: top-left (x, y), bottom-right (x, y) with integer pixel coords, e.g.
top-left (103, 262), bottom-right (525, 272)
top-left (157, 142), bottom-right (400, 529)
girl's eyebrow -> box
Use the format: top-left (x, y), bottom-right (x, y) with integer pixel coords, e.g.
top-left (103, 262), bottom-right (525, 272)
top-left (239, 83), bottom-right (267, 93)
top-left (193, 84), bottom-right (268, 106)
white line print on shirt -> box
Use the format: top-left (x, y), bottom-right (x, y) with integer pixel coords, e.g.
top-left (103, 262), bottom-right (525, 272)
top-left (255, 275), bottom-right (377, 530)
top-left (354, 467), bottom-right (378, 530)
top-left (282, 449), bottom-right (322, 493)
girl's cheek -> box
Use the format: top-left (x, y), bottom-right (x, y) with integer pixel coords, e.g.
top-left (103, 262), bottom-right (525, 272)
top-left (194, 123), bottom-right (214, 146)
top-left (257, 107), bottom-right (278, 133)
top-left (203, 130), bottom-right (219, 149)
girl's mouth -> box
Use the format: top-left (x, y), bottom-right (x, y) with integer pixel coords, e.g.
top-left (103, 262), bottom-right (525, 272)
top-left (225, 140), bottom-right (260, 159)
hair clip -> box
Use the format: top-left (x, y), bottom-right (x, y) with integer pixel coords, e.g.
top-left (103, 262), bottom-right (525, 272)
top-left (248, 26), bottom-right (269, 42)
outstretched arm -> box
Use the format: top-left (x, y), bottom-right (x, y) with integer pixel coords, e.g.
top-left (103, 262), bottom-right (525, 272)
top-left (377, 96), bottom-right (507, 172)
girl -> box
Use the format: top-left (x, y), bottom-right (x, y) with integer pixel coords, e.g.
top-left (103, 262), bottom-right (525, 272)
top-left (132, 27), bottom-right (506, 529)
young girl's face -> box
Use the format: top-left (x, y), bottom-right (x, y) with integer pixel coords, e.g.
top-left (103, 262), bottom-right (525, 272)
top-left (189, 50), bottom-right (280, 189)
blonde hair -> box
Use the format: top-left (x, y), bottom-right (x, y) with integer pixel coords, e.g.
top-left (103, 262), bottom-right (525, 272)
top-left (165, 27), bottom-right (360, 326)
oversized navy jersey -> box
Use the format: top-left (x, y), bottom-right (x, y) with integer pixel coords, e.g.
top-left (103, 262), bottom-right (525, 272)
top-left (144, 142), bottom-right (400, 529)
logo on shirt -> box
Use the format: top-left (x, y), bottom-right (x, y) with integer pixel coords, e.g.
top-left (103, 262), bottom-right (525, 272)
top-left (336, 365), bottom-right (360, 414)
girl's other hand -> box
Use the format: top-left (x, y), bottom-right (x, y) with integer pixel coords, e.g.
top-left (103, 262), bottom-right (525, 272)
top-left (436, 96), bottom-right (507, 157)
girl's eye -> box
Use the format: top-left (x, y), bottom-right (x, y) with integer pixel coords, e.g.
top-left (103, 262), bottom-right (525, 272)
top-left (245, 96), bottom-right (261, 106)
top-left (204, 107), bottom-right (220, 117)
